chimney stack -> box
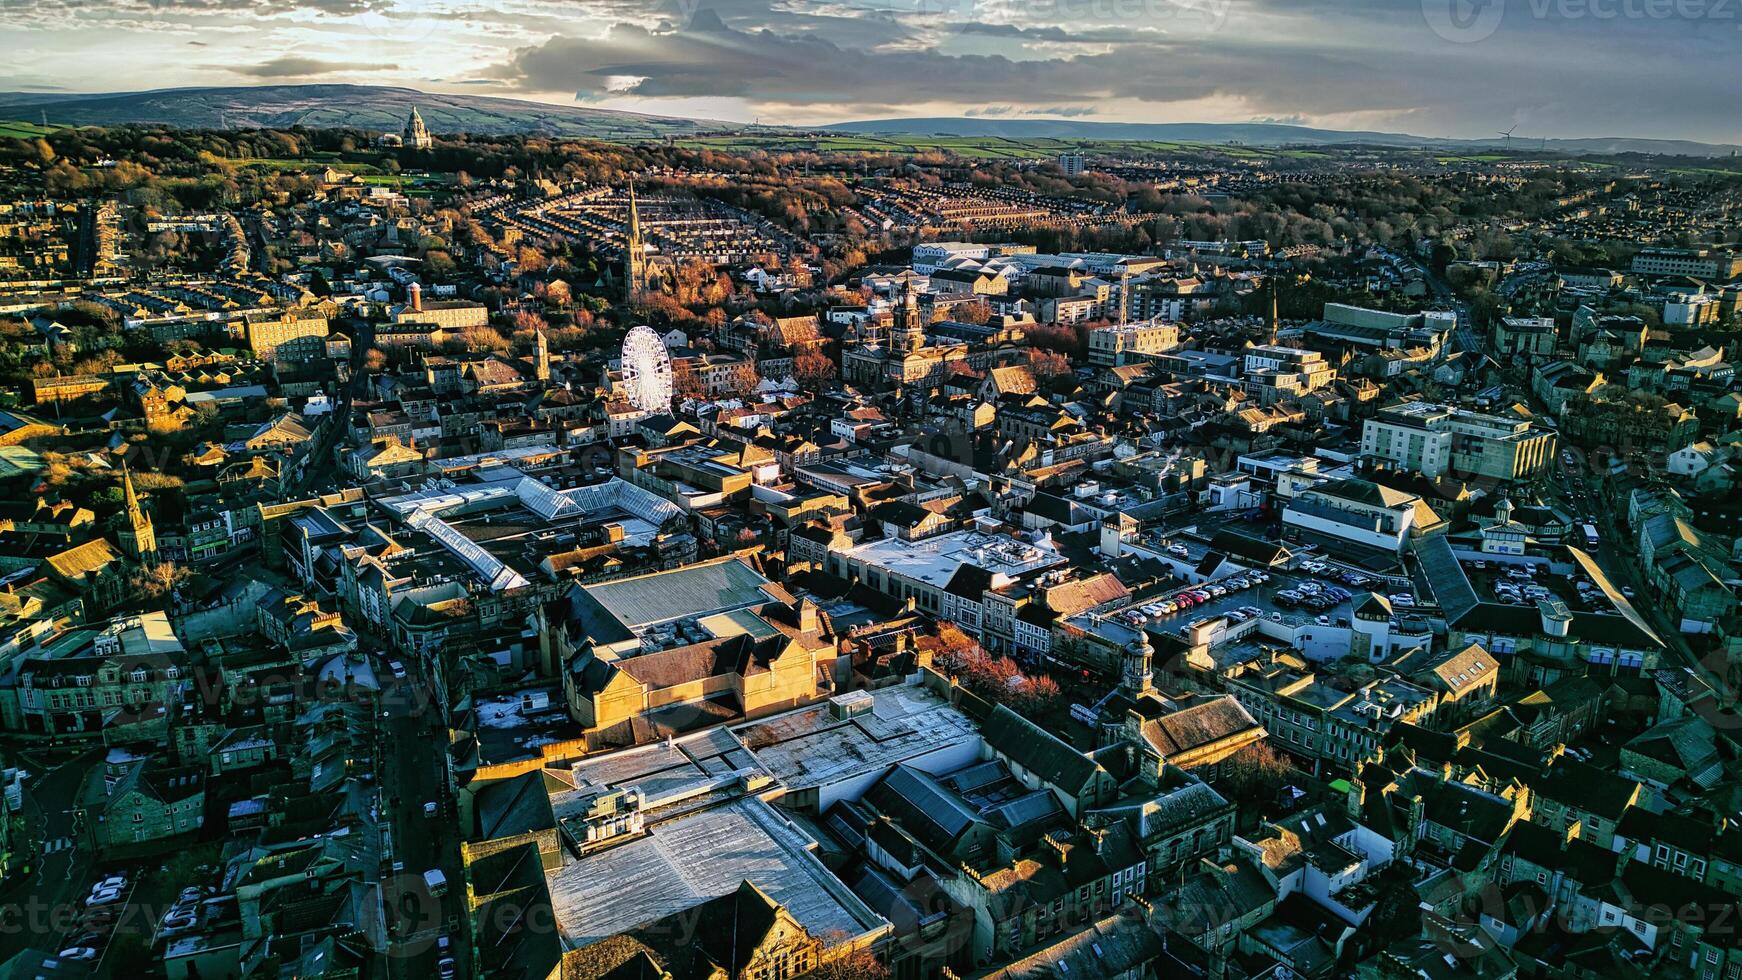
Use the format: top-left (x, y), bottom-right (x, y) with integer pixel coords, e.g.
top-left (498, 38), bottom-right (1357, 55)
top-left (408, 282), bottom-right (423, 312)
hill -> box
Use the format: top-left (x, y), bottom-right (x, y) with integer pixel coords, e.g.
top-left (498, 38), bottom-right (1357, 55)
top-left (825, 117), bottom-right (1742, 158)
top-left (0, 85), bottom-right (720, 140)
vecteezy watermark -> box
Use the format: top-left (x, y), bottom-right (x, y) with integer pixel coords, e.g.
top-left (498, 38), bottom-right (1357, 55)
top-left (1424, 0), bottom-right (1742, 43)
top-left (1421, 0), bottom-right (1509, 43)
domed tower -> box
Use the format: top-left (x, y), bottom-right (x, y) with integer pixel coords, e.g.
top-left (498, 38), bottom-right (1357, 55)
top-left (1122, 631), bottom-right (1155, 698)
top-left (404, 107), bottom-right (432, 149)
top-left (895, 284), bottom-right (926, 352)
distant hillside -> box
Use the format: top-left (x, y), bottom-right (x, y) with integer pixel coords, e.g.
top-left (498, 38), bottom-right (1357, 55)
top-left (0, 85), bottom-right (721, 140)
top-left (826, 117), bottom-right (1742, 158)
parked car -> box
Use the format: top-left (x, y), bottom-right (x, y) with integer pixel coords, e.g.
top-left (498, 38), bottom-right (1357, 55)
top-left (57, 948), bottom-right (98, 962)
top-left (86, 888), bottom-right (123, 907)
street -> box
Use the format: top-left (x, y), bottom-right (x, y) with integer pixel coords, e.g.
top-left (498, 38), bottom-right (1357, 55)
top-left (0, 749), bottom-right (100, 965)
top-left (378, 655), bottom-right (469, 979)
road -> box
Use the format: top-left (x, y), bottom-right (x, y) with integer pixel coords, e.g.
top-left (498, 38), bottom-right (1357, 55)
top-left (1547, 453), bottom-right (1702, 680)
top-left (378, 650), bottom-right (469, 979)
top-left (288, 317), bottom-right (372, 497)
top-left (0, 749), bottom-right (101, 964)
top-left (72, 203), bottom-right (98, 278)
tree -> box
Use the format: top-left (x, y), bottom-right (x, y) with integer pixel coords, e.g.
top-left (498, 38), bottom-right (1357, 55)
top-left (793, 349), bottom-right (836, 387)
top-left (453, 326), bottom-right (508, 353)
top-left (1029, 350), bottom-right (1072, 378)
top-left (1221, 741), bottom-right (1294, 807)
top-left (930, 628), bottom-right (1063, 721)
top-left (129, 562), bottom-right (192, 606)
top-left (802, 950), bottom-right (890, 980)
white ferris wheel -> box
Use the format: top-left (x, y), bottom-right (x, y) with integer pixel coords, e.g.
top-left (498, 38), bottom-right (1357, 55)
top-left (621, 324), bottom-right (674, 413)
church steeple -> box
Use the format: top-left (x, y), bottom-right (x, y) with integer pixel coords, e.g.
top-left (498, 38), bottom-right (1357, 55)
top-left (533, 328), bottom-right (551, 383)
top-left (624, 179), bottom-right (645, 301)
top-left (118, 462), bottom-right (156, 562)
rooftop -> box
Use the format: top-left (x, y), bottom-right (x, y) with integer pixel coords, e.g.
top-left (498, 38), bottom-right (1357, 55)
top-left (547, 795), bottom-right (887, 952)
top-left (734, 682), bottom-right (980, 806)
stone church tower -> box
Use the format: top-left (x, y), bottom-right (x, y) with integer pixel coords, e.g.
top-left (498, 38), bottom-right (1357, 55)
top-left (533, 328), bottom-right (551, 382)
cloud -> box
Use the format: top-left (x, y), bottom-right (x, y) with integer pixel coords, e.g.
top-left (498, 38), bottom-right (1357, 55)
top-left (5, 0), bottom-right (1742, 143)
top-left (230, 57), bottom-right (400, 78)
top-left (952, 22), bottom-right (1149, 43)
top-left (493, 2), bottom-right (1742, 141)
top-left (0, 0), bottom-right (388, 20)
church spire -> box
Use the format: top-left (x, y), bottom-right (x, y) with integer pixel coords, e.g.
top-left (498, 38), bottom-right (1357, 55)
top-left (118, 461), bottom-right (156, 562)
top-left (624, 179), bottom-right (645, 301)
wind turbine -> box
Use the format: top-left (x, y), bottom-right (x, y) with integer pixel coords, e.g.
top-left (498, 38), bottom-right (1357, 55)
top-left (1498, 125), bottom-right (1518, 152)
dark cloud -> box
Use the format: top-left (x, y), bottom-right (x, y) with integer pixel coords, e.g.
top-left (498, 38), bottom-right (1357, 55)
top-left (7, 0), bottom-right (1740, 142)
top-left (497, 2), bottom-right (1742, 141)
top-left (231, 57), bottom-right (399, 78)
top-left (952, 22), bottom-right (1143, 43)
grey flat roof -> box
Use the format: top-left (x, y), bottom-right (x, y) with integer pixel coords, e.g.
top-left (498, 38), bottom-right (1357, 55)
top-left (581, 557), bottom-right (777, 632)
top-left (549, 796), bottom-right (887, 951)
top-left (734, 683), bottom-right (980, 796)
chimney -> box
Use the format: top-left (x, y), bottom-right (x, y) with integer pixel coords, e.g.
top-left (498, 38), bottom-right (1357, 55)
top-left (408, 282), bottom-right (423, 312)
top-left (797, 597), bottom-right (818, 633)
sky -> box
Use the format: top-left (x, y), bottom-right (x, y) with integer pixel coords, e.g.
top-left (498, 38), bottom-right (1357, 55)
top-left (2, 0), bottom-right (1739, 143)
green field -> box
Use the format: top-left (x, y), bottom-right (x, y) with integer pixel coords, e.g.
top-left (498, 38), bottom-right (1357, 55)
top-left (233, 155), bottom-right (385, 174)
top-left (227, 155), bottom-right (450, 185)
top-left (0, 121), bottom-right (60, 139)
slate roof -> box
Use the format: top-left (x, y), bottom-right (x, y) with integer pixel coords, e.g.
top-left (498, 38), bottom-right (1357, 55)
top-left (982, 704), bottom-right (1107, 796)
top-left (1139, 696), bottom-right (1263, 758)
top-left (473, 770), bottom-right (559, 842)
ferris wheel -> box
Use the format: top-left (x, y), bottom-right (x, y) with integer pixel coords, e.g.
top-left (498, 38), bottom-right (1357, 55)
top-left (621, 325), bottom-right (674, 413)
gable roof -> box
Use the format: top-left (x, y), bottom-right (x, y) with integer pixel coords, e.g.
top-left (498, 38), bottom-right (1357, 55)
top-left (982, 704), bottom-right (1106, 796)
top-left (1139, 697), bottom-right (1263, 758)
